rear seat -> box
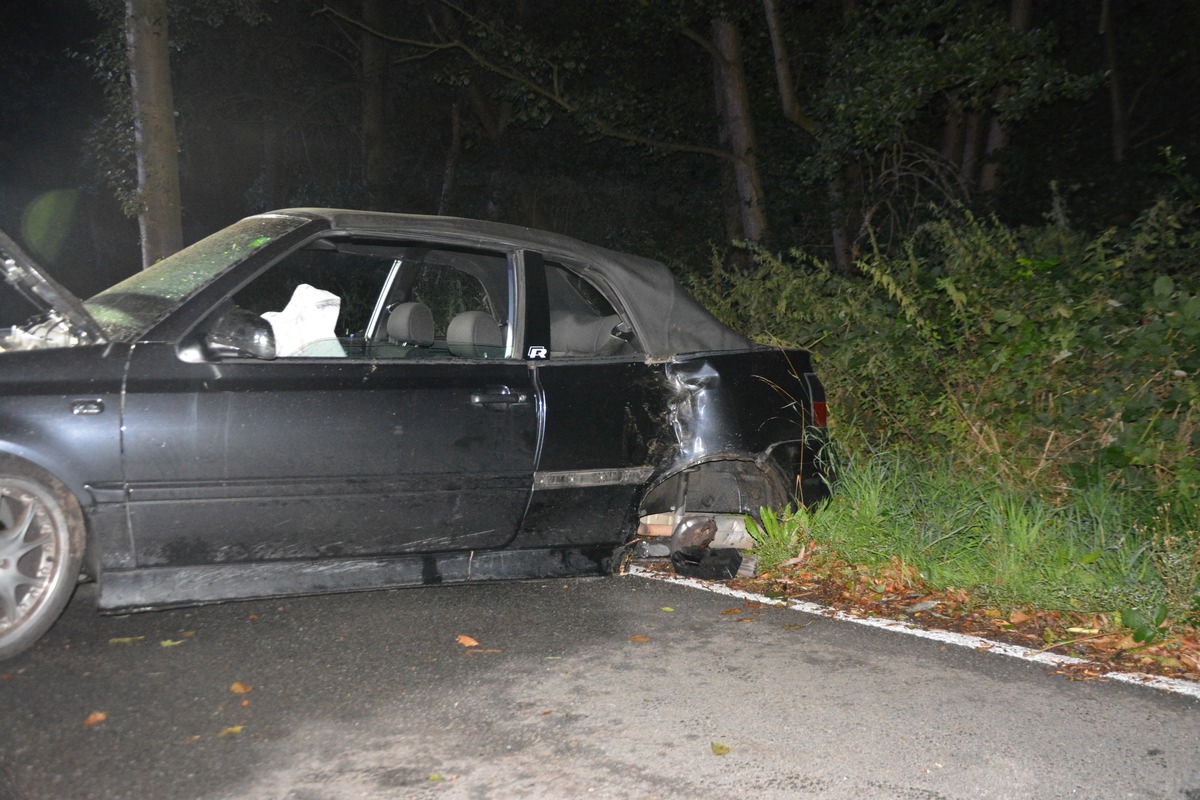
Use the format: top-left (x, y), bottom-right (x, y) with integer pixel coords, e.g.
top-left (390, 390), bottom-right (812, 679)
top-left (371, 301), bottom-right (435, 358)
top-left (549, 311), bottom-right (625, 356)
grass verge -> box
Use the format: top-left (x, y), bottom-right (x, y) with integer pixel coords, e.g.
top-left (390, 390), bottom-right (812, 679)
top-left (743, 443), bottom-right (1199, 682)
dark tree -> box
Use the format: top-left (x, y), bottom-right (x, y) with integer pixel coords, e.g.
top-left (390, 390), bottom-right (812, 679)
top-left (125, 0), bottom-right (182, 268)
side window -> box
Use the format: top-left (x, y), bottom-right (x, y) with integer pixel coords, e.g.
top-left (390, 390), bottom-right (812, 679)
top-left (545, 263), bottom-right (639, 358)
top-left (233, 242), bottom-right (391, 358)
top-left (232, 238), bottom-right (515, 360)
top-left (376, 248), bottom-right (512, 360)
top-left (408, 264), bottom-right (494, 340)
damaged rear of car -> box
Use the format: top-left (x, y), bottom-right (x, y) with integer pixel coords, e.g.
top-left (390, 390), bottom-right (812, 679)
top-left (633, 351), bottom-right (828, 574)
top-left (497, 214), bottom-right (831, 574)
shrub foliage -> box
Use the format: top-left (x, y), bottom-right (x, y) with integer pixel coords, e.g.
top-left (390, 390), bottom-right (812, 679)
top-left (690, 190), bottom-right (1199, 619)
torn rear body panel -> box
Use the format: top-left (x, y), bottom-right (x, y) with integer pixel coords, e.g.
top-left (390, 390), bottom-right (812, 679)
top-left (636, 349), bottom-right (829, 548)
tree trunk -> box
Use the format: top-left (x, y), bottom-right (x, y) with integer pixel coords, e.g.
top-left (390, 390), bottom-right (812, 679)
top-left (713, 53), bottom-right (743, 245)
top-left (761, 0), bottom-right (818, 137)
top-left (361, 0), bottom-right (390, 192)
top-left (940, 98), bottom-right (965, 173)
top-left (960, 113), bottom-right (984, 189)
top-left (980, 0), bottom-right (1032, 194)
top-left (941, 128), bottom-right (962, 171)
top-left (762, 0), bottom-right (856, 270)
top-left (438, 103), bottom-right (462, 216)
top-left (712, 17), bottom-right (768, 243)
top-left (980, 96), bottom-right (1008, 195)
top-left (1100, 0), bottom-right (1127, 163)
top-left (827, 177), bottom-right (852, 272)
top-left (126, 0), bottom-right (182, 269)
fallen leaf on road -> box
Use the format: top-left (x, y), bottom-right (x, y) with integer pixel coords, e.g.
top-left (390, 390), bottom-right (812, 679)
top-left (108, 636), bottom-right (144, 645)
top-left (660, 607), bottom-right (675, 612)
top-left (905, 600), bottom-right (939, 614)
top-left (160, 639), bottom-right (186, 648)
top-left (457, 635), bottom-right (479, 648)
top-left (217, 725), bottom-right (243, 737)
top-left (230, 681), bottom-right (253, 695)
top-left (710, 742), bottom-right (731, 756)
top-left (1149, 654), bottom-right (1184, 668)
top-left (83, 711), bottom-right (107, 727)
top-left (721, 608), bottom-right (742, 615)
top-left (629, 635), bottom-right (651, 643)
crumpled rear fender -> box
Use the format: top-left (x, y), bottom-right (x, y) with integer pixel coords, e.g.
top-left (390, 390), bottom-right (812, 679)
top-left (639, 349), bottom-right (830, 521)
top-left (639, 455), bottom-right (789, 520)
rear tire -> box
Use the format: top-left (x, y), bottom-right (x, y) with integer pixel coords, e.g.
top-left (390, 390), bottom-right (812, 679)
top-left (0, 458), bottom-right (85, 660)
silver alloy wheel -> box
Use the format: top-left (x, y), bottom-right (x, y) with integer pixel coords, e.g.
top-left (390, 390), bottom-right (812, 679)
top-left (0, 468), bottom-right (82, 659)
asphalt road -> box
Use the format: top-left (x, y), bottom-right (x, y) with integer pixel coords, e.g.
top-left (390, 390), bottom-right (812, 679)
top-left (1, 573), bottom-right (1198, 800)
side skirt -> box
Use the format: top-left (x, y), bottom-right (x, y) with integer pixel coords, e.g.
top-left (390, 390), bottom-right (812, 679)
top-left (96, 546), bottom-right (619, 612)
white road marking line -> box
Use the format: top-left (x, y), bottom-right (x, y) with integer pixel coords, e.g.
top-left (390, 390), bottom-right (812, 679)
top-left (628, 565), bottom-right (1200, 701)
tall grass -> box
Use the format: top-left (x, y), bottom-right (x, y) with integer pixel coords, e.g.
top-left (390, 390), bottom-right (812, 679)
top-left (757, 448), bottom-right (1152, 613)
top-left (694, 190), bottom-right (1200, 622)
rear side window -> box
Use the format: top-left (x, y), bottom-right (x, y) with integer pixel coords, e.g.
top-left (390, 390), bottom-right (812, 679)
top-left (544, 263), bottom-right (640, 358)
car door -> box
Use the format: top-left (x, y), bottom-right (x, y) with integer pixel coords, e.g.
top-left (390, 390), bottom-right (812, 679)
top-left (514, 257), bottom-right (669, 548)
top-left (118, 237), bottom-right (538, 571)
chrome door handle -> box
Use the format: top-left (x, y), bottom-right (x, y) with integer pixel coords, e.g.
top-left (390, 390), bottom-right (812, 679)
top-left (470, 387), bottom-right (528, 406)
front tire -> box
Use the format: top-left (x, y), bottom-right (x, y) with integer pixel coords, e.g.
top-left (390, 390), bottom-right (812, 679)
top-left (0, 458), bottom-right (85, 660)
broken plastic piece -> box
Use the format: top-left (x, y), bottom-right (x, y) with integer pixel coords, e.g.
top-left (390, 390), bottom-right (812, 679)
top-left (670, 516), bottom-right (717, 551)
top-left (670, 547), bottom-right (743, 579)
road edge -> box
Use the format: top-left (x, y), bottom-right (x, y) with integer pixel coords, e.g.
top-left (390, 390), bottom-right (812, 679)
top-left (628, 565), bottom-right (1200, 701)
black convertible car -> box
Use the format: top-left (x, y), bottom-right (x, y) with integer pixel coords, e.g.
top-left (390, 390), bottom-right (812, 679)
top-left (0, 209), bottom-right (829, 659)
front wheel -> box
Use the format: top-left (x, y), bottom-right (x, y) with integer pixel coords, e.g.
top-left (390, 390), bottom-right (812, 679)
top-left (0, 459), bottom-right (85, 660)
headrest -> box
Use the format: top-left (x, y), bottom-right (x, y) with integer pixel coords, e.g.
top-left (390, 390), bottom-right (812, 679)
top-left (446, 310), bottom-right (505, 358)
top-left (386, 302), bottom-right (435, 346)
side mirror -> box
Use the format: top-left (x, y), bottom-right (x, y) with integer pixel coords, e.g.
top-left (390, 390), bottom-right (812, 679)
top-left (204, 307), bottom-right (276, 360)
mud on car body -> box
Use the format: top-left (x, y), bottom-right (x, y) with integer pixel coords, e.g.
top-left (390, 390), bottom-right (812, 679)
top-left (0, 210), bottom-right (829, 659)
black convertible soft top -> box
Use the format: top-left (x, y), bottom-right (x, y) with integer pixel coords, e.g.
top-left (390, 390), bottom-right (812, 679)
top-left (272, 209), bottom-right (755, 359)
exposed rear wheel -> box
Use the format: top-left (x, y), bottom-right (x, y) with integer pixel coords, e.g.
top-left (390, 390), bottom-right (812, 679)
top-left (0, 459), bottom-right (84, 660)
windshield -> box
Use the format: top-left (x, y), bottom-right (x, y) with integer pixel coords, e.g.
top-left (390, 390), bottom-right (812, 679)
top-left (83, 214), bottom-right (307, 342)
